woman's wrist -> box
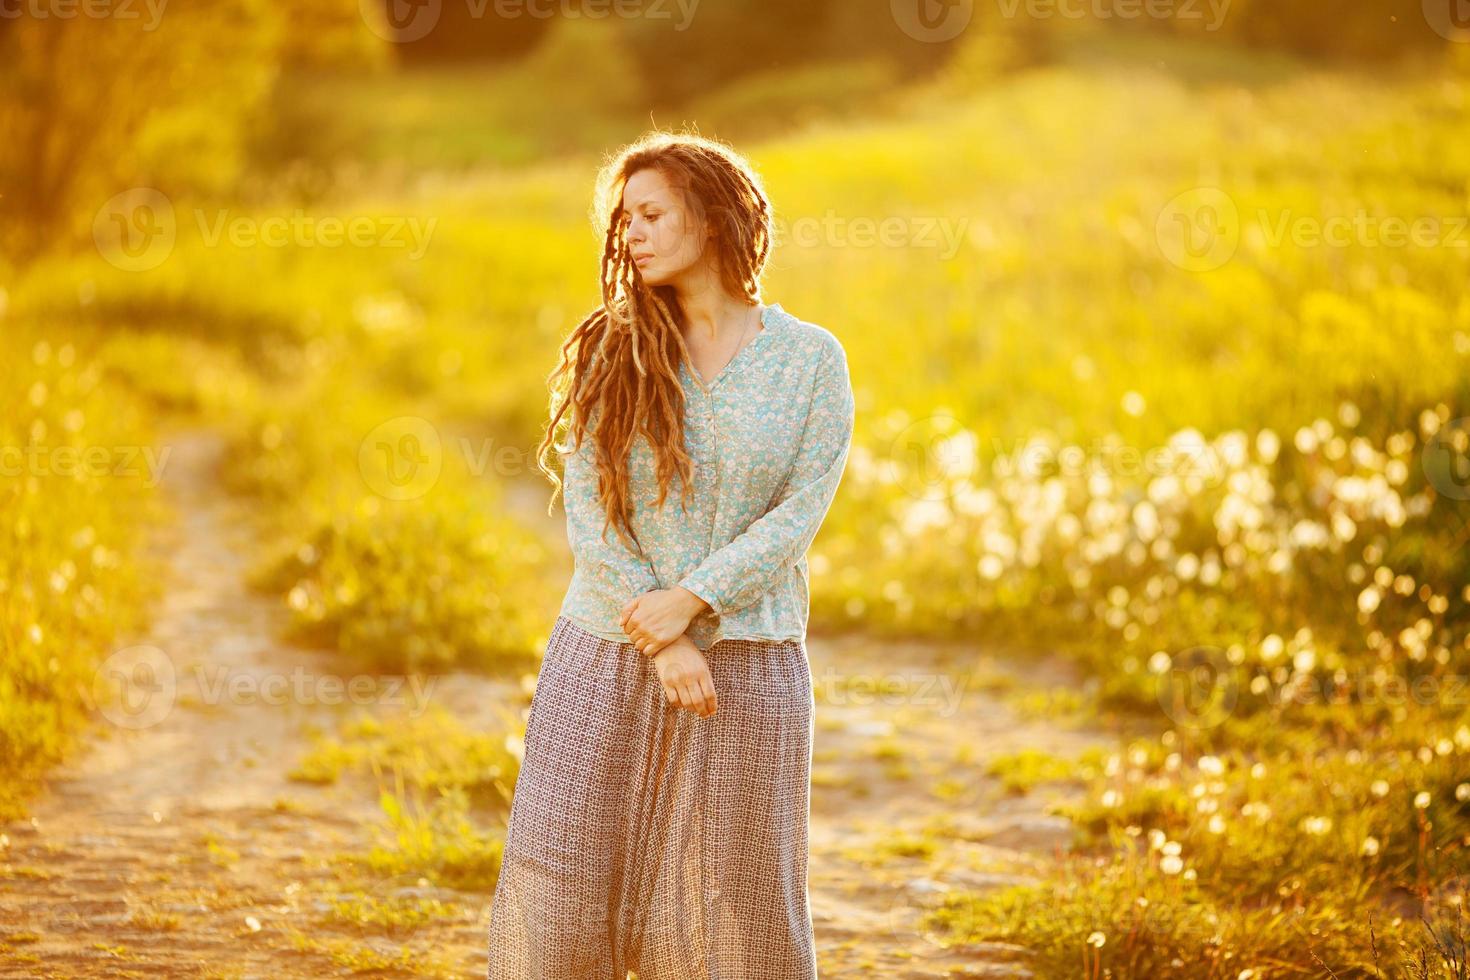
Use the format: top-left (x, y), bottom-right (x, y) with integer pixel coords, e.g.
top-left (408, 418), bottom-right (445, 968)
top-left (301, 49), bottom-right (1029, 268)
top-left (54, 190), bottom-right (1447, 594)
top-left (672, 585), bottom-right (712, 618)
top-left (649, 631), bottom-right (696, 660)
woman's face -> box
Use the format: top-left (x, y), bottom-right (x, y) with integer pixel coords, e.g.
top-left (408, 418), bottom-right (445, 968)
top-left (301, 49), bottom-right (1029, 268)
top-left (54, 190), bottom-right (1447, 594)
top-left (622, 166), bottom-right (710, 288)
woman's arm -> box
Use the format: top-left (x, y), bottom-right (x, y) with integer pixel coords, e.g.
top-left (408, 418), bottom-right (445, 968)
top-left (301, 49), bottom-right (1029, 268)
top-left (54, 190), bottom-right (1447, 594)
top-left (675, 337), bottom-right (855, 618)
top-left (561, 426), bottom-right (661, 602)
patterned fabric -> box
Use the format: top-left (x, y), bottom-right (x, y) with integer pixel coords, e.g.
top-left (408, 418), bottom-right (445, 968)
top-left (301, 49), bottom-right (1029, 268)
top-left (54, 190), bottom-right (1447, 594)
top-left (556, 302), bottom-right (855, 652)
top-left (486, 615), bottom-right (817, 979)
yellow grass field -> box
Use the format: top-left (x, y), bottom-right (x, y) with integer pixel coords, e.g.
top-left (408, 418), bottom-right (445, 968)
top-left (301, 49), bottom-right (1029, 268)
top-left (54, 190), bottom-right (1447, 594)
top-left (3, 13), bottom-right (1469, 978)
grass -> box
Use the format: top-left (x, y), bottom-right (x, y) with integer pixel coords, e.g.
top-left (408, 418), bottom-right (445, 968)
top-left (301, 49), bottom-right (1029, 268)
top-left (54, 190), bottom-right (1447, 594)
top-left (355, 785), bottom-right (505, 893)
top-left (1, 27), bottom-right (1468, 975)
top-left (988, 748), bottom-right (1092, 794)
top-left (0, 323), bottom-right (166, 819)
top-left (290, 705), bottom-right (523, 806)
top-left (125, 907), bottom-right (184, 932)
top-left (292, 706), bottom-right (522, 896)
top-left (286, 931), bottom-right (460, 979)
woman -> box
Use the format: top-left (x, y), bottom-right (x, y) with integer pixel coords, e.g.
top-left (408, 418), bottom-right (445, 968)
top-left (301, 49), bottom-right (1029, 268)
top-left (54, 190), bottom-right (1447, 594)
top-left (486, 130), bottom-right (854, 980)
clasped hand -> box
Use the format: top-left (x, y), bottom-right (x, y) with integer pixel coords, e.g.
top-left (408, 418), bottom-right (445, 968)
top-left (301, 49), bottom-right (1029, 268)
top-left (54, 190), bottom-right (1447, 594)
top-left (619, 587), bottom-right (718, 718)
top-left (617, 586), bottom-right (708, 658)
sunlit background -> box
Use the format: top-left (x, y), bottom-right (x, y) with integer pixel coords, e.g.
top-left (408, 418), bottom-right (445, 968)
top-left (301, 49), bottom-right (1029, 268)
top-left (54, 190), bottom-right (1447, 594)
top-left (3, 1), bottom-right (1470, 976)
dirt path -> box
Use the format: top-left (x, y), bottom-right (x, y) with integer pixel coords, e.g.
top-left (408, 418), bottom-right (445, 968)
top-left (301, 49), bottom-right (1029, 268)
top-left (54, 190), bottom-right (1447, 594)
top-left (803, 633), bottom-right (1106, 979)
top-left (1, 428), bottom-right (1110, 978)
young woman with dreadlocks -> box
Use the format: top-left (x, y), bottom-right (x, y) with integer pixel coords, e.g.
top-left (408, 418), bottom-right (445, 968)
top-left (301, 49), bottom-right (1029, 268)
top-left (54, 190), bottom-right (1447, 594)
top-left (486, 130), bottom-right (854, 980)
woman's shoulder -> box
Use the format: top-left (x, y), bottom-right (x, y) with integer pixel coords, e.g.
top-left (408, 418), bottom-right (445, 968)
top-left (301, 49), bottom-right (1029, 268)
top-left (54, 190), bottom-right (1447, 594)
top-left (769, 304), bottom-right (846, 366)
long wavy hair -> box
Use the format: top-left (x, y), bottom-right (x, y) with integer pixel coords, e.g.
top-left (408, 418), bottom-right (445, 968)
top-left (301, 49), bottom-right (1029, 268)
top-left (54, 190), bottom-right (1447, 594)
top-left (535, 131), bottom-right (773, 557)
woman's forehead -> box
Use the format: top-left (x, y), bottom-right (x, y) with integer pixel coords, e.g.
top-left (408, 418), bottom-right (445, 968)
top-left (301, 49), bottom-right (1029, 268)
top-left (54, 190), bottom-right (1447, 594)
top-left (623, 168), bottom-right (678, 208)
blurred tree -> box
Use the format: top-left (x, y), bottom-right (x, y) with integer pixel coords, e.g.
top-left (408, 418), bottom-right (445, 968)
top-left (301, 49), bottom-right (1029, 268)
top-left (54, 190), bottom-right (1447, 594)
top-left (520, 14), bottom-right (647, 114)
top-left (822, 0), bottom-right (983, 80)
top-left (1144, 0), bottom-right (1448, 62)
top-left (367, 0), bottom-right (550, 64)
top-left (0, 0), bottom-right (380, 265)
top-left (619, 0), bottom-right (833, 106)
top-left (279, 0), bottom-right (392, 70)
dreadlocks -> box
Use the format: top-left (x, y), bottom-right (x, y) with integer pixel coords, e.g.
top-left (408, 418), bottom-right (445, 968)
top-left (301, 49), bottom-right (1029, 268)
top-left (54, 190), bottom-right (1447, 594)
top-left (536, 130), bottom-right (773, 558)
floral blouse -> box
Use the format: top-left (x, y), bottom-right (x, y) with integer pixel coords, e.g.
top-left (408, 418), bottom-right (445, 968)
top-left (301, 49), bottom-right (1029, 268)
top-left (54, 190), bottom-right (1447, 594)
top-left (555, 302), bottom-right (855, 652)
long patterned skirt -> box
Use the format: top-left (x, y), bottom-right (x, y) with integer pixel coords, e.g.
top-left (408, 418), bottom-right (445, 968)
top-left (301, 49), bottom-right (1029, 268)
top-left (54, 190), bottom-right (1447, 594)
top-left (486, 614), bottom-right (817, 980)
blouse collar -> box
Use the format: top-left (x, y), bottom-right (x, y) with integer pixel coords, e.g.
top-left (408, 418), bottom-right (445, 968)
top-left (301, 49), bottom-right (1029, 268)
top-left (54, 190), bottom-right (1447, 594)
top-left (679, 302), bottom-right (786, 394)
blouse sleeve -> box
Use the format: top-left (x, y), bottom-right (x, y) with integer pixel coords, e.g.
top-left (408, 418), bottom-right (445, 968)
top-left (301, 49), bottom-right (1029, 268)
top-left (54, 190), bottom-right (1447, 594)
top-left (675, 338), bottom-right (855, 618)
top-left (560, 422), bottom-right (662, 602)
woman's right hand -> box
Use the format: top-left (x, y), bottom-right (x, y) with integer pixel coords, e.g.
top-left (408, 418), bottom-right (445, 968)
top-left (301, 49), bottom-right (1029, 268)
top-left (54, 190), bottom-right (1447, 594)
top-left (650, 636), bottom-right (718, 718)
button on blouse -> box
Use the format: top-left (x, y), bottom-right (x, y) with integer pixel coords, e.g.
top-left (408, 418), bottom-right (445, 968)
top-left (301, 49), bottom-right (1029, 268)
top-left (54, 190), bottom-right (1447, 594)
top-left (556, 302), bottom-right (855, 652)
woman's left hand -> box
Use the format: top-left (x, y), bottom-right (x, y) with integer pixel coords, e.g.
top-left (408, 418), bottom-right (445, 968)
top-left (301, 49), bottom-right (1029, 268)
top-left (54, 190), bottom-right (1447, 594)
top-left (619, 587), bottom-right (709, 657)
